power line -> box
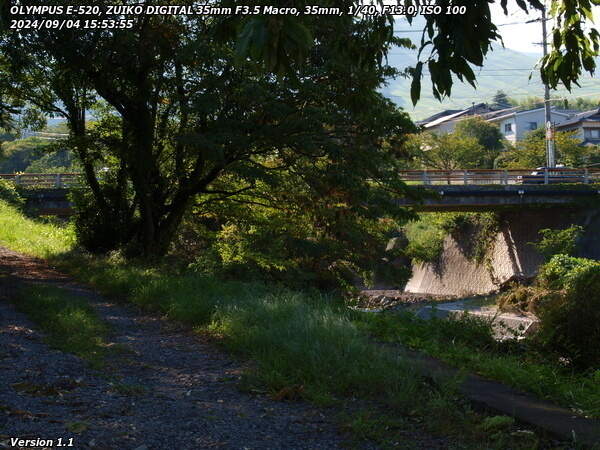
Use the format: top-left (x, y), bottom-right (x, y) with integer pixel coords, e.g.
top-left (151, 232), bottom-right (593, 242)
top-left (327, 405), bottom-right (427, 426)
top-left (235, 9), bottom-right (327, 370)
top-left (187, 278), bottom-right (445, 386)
top-left (392, 18), bottom-right (545, 34)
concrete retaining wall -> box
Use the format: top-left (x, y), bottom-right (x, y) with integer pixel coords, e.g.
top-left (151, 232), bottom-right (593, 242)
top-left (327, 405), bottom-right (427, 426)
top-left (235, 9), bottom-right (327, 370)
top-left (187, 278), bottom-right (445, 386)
top-left (404, 209), bottom-right (600, 296)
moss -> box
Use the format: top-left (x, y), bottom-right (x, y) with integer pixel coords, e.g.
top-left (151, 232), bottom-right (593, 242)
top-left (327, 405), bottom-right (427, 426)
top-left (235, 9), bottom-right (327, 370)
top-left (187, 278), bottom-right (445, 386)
top-left (404, 212), bottom-right (500, 265)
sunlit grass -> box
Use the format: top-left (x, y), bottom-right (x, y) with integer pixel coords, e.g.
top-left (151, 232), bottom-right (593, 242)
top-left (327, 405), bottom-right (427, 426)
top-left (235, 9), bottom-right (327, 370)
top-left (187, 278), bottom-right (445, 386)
top-left (0, 199), bottom-right (575, 446)
top-left (0, 201), bottom-right (75, 258)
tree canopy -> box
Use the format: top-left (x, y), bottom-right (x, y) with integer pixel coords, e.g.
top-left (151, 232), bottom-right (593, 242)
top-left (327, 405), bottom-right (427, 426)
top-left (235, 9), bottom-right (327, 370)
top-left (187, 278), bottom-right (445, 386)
top-left (1, 0), bottom-right (598, 258)
top-left (497, 128), bottom-right (600, 168)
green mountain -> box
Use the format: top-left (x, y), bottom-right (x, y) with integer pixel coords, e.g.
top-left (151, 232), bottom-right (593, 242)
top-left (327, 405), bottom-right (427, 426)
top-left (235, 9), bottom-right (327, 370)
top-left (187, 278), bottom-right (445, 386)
top-left (383, 40), bottom-right (600, 121)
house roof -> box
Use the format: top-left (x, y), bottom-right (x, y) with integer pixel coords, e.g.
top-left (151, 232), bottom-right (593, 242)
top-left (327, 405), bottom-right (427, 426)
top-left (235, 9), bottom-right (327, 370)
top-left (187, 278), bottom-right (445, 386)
top-left (486, 106), bottom-right (574, 123)
top-left (416, 109), bottom-right (462, 126)
top-left (419, 103), bottom-right (499, 129)
top-left (555, 108), bottom-right (600, 129)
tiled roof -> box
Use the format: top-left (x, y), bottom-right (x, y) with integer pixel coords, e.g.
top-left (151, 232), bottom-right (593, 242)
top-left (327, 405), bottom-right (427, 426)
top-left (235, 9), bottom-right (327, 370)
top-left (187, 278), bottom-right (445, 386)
top-left (555, 108), bottom-right (600, 129)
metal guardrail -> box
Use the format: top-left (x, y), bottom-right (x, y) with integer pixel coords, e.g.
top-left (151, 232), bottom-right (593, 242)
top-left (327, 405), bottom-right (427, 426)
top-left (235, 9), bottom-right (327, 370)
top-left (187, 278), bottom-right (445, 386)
top-left (398, 168), bottom-right (600, 185)
top-left (2, 169), bottom-right (600, 189)
top-left (0, 173), bottom-right (82, 188)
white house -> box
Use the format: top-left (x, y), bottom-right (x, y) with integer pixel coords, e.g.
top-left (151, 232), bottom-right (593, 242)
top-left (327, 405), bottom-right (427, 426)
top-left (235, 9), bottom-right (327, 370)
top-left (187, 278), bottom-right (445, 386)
top-left (554, 108), bottom-right (600, 146)
top-left (486, 107), bottom-right (574, 144)
top-left (418, 104), bottom-right (576, 143)
top-left (417, 103), bottom-right (508, 134)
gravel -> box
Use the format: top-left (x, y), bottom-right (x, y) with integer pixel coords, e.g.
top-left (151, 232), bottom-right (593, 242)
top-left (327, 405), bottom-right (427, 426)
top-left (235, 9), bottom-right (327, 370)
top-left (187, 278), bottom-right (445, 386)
top-left (0, 247), bottom-right (447, 449)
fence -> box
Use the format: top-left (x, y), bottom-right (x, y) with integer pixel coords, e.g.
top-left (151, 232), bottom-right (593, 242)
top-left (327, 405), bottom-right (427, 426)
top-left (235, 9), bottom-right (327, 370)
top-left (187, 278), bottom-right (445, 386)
top-left (398, 168), bottom-right (600, 185)
top-left (0, 173), bottom-right (82, 188)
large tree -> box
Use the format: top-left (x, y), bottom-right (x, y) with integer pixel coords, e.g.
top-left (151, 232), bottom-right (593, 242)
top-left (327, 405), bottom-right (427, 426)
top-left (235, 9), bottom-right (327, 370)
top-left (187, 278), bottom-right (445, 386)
top-left (2, 1), bottom-right (417, 256)
top-left (454, 116), bottom-right (506, 168)
top-left (1, 0), bottom-right (598, 256)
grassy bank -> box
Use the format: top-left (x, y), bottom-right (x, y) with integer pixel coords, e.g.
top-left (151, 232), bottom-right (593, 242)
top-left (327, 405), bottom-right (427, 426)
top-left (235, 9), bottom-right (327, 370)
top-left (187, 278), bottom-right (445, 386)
top-left (0, 201), bottom-right (75, 257)
top-left (0, 200), bottom-right (570, 447)
top-left (357, 311), bottom-right (600, 418)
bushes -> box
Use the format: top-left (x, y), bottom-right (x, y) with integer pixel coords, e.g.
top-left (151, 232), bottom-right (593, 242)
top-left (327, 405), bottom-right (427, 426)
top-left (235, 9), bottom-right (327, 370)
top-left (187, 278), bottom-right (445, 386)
top-left (531, 225), bottom-right (583, 261)
top-left (501, 255), bottom-right (600, 368)
top-left (70, 179), bottom-right (133, 254)
top-left (403, 212), bottom-right (499, 264)
top-left (535, 255), bottom-right (600, 368)
top-left (0, 179), bottom-right (24, 207)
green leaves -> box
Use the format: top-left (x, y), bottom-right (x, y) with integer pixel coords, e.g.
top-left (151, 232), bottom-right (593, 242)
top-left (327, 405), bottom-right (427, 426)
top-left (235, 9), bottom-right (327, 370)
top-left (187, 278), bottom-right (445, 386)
top-left (410, 62), bottom-right (423, 106)
top-left (405, 0), bottom-right (597, 104)
top-left (235, 16), bottom-right (313, 76)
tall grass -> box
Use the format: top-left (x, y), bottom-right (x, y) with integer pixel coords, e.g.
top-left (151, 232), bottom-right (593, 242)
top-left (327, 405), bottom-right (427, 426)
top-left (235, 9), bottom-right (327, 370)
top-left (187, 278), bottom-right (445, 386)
top-left (0, 201), bottom-right (75, 257)
top-left (62, 259), bottom-right (424, 406)
top-left (0, 200), bottom-right (569, 446)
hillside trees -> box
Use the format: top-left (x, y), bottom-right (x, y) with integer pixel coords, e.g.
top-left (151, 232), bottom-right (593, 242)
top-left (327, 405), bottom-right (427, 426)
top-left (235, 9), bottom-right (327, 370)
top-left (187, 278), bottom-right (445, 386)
top-left (491, 90), bottom-right (511, 109)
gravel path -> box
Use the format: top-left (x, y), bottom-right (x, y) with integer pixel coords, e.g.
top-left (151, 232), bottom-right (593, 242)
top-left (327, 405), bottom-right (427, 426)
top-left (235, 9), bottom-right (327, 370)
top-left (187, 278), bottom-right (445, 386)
top-left (0, 247), bottom-right (449, 450)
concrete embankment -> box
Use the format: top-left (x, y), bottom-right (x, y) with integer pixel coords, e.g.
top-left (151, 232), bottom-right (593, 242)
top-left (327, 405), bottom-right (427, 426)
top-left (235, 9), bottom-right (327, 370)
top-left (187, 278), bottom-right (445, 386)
top-left (404, 209), bottom-right (600, 296)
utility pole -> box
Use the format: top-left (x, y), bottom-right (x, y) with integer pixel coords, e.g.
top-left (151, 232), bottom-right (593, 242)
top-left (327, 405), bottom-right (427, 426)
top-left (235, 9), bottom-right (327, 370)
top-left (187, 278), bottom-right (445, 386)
top-left (541, 5), bottom-right (556, 168)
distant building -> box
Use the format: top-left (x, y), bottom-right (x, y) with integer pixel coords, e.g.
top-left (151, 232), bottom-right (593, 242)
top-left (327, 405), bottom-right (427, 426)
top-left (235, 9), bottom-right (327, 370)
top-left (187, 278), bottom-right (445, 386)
top-left (418, 104), bottom-right (576, 144)
top-left (486, 107), bottom-right (574, 144)
top-left (555, 108), bottom-right (600, 146)
top-left (416, 103), bottom-right (505, 134)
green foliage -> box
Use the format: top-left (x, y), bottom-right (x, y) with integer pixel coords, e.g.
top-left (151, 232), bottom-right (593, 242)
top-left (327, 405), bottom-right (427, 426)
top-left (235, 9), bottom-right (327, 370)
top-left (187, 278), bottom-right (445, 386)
top-left (532, 225), bottom-right (583, 261)
top-left (404, 213), bottom-right (499, 264)
top-left (12, 285), bottom-right (111, 368)
top-left (70, 177), bottom-right (133, 255)
top-left (0, 200), bottom-right (75, 257)
top-left (0, 137), bottom-right (52, 173)
top-left (454, 117), bottom-right (506, 168)
top-left (407, 132), bottom-right (484, 170)
top-left (479, 416), bottom-right (515, 432)
top-left (514, 95), bottom-right (600, 111)
top-left (497, 129), bottom-right (600, 168)
top-left (183, 168), bottom-right (413, 290)
top-left (25, 149), bottom-right (79, 173)
top-left (504, 255), bottom-right (600, 369)
top-left (536, 256), bottom-right (600, 368)
top-left (0, 179), bottom-right (24, 207)
top-left (359, 306), bottom-right (600, 418)
top-left (403, 214), bottom-right (453, 263)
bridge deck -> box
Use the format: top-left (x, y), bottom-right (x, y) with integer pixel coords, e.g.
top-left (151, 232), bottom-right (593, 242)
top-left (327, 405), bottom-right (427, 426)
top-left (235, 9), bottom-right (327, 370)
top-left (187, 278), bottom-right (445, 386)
top-left (398, 184), bottom-right (600, 211)
top-left (398, 168), bottom-right (600, 185)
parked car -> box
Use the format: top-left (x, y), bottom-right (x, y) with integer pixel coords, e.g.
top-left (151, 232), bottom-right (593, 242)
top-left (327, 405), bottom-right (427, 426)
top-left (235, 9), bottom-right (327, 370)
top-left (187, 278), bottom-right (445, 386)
top-left (519, 166), bottom-right (586, 184)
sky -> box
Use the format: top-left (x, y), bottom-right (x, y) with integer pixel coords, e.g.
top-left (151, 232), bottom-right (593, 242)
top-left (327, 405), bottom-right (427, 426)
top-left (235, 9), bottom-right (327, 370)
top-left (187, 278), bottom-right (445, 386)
top-left (490, 2), bottom-right (600, 54)
top-left (392, 2), bottom-right (599, 54)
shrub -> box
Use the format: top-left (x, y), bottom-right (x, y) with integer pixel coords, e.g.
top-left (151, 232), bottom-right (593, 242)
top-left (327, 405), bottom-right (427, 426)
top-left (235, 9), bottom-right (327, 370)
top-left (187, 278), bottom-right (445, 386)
top-left (532, 225), bottom-right (583, 261)
top-left (537, 254), bottom-right (599, 290)
top-left (0, 179), bottom-right (25, 207)
top-left (534, 255), bottom-right (600, 368)
top-left (70, 180), bottom-right (133, 254)
top-left (497, 285), bottom-right (560, 316)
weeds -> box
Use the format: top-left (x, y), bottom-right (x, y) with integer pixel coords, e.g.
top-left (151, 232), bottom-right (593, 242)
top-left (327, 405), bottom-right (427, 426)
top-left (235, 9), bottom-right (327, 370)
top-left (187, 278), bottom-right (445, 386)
top-left (11, 285), bottom-right (111, 369)
top-left (0, 200), bottom-right (583, 446)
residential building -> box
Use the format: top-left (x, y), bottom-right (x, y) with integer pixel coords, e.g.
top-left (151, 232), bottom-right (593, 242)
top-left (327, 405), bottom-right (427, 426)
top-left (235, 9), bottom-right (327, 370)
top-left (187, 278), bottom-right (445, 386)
top-left (554, 108), bottom-right (600, 146)
top-left (417, 103), bottom-right (506, 134)
top-left (486, 107), bottom-right (574, 144)
top-left (418, 104), bottom-right (576, 143)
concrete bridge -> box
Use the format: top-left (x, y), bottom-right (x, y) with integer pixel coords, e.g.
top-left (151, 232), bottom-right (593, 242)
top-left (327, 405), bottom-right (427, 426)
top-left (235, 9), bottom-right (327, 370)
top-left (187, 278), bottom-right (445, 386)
top-left (0, 173), bottom-right (80, 216)
top-left (2, 169), bottom-right (600, 215)
top-left (397, 169), bottom-right (600, 211)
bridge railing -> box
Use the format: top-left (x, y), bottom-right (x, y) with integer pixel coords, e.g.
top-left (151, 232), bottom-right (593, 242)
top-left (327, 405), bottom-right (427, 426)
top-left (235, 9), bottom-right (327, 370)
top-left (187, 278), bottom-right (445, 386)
top-left (0, 173), bottom-right (83, 188)
top-left (398, 168), bottom-right (600, 185)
